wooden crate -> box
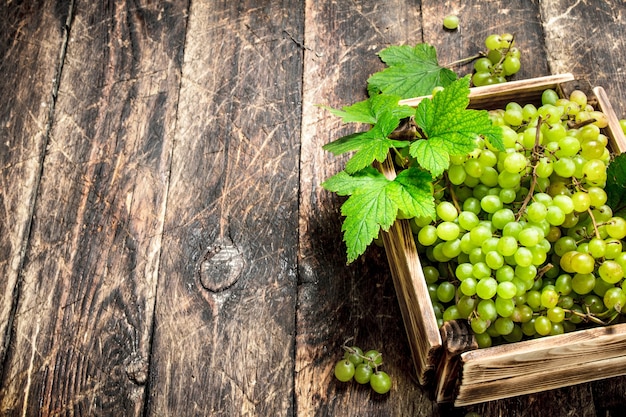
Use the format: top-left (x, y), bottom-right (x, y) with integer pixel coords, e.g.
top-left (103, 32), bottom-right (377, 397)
top-left (380, 74), bottom-right (626, 406)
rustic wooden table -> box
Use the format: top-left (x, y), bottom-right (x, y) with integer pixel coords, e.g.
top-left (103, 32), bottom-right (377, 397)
top-left (1, 0), bottom-right (626, 416)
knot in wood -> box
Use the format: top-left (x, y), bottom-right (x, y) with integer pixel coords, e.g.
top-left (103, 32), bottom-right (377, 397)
top-left (125, 356), bottom-right (148, 386)
top-left (198, 238), bottom-right (244, 292)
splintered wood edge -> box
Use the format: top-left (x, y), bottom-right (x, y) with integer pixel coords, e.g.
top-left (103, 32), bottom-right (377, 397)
top-left (435, 320), bottom-right (478, 402)
top-left (453, 323), bottom-right (626, 406)
top-left (379, 156), bottom-right (442, 385)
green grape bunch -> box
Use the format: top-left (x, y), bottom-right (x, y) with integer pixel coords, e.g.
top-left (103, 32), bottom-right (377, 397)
top-left (333, 342), bottom-right (392, 394)
top-left (472, 33), bottom-right (521, 86)
top-left (411, 88), bottom-right (626, 348)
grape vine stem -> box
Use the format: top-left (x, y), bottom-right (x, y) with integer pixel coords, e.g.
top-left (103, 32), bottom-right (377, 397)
top-left (445, 53), bottom-right (483, 68)
top-left (444, 173), bottom-right (462, 213)
top-left (516, 116), bottom-right (543, 221)
top-left (564, 308), bottom-right (617, 326)
top-left (586, 207), bottom-right (602, 239)
top-left (341, 339), bottom-right (384, 371)
top-left (536, 263), bottom-right (554, 280)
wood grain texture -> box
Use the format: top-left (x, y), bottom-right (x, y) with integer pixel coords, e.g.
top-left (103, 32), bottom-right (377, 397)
top-left (456, 323), bottom-right (626, 405)
top-left (381, 218), bottom-right (441, 385)
top-left (0, 0), bottom-right (187, 414)
top-left (540, 0), bottom-right (626, 117)
top-left (146, 1), bottom-right (303, 415)
top-left (0, 0), bottom-right (68, 373)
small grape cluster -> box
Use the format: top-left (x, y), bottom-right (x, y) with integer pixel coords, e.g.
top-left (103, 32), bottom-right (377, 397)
top-left (410, 88), bottom-right (626, 348)
top-left (333, 342), bottom-right (391, 394)
top-left (472, 33), bottom-right (521, 86)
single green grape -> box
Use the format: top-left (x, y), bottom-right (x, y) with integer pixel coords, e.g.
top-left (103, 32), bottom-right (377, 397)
top-left (540, 89), bottom-right (559, 105)
top-left (598, 260), bottom-right (624, 284)
top-left (437, 201), bottom-right (458, 222)
top-left (343, 346), bottom-right (364, 366)
top-left (606, 217), bottom-right (626, 239)
top-left (370, 371), bottom-right (392, 394)
top-left (443, 14), bottom-right (459, 30)
top-left (534, 316), bottom-right (552, 336)
top-left (502, 56), bottom-right (521, 76)
top-left (494, 317), bottom-right (514, 335)
top-left (472, 71), bottom-right (492, 87)
top-left (417, 225), bottom-right (438, 246)
top-left (334, 359), bottom-right (355, 382)
top-left (474, 57), bottom-right (493, 73)
top-left (604, 288), bottom-right (626, 312)
top-left (437, 281), bottom-right (456, 303)
top-left (354, 363), bottom-right (373, 384)
top-left (443, 305), bottom-right (461, 321)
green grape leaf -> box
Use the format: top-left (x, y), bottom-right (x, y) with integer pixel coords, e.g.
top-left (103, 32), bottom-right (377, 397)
top-left (367, 43), bottom-right (457, 99)
top-left (322, 166), bottom-right (434, 263)
top-left (319, 94), bottom-right (414, 125)
top-left (409, 76), bottom-right (503, 177)
top-left (322, 95), bottom-right (415, 173)
top-left (321, 169), bottom-right (373, 196)
top-left (343, 125), bottom-right (408, 174)
top-left (319, 100), bottom-right (377, 124)
top-left (392, 167), bottom-right (436, 219)
top-left (606, 152), bottom-right (626, 217)
top-left (321, 132), bottom-right (373, 156)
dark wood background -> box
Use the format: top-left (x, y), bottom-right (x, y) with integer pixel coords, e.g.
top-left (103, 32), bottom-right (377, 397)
top-left (1, 0), bottom-right (625, 416)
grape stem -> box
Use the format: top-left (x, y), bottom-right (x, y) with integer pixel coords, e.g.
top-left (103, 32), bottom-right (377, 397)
top-left (444, 53), bottom-right (483, 68)
top-left (392, 147), bottom-right (408, 169)
top-left (536, 263), bottom-right (554, 280)
top-left (493, 33), bottom-right (516, 71)
top-left (444, 173), bottom-right (462, 213)
top-left (567, 118), bottom-right (597, 130)
top-left (341, 339), bottom-right (384, 371)
top-left (586, 207), bottom-right (602, 239)
top-left (515, 116), bottom-right (543, 221)
top-left (564, 308), bottom-right (617, 326)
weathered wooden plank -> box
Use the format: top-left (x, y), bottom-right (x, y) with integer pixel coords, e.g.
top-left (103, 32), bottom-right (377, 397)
top-left (540, 3), bottom-right (626, 416)
top-left (297, 1), bottom-right (445, 416)
top-left (541, 0), bottom-right (626, 118)
top-left (0, 1), bottom-right (188, 415)
top-left (455, 323), bottom-right (626, 405)
top-left (0, 0), bottom-right (68, 375)
top-left (146, 1), bottom-right (303, 415)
